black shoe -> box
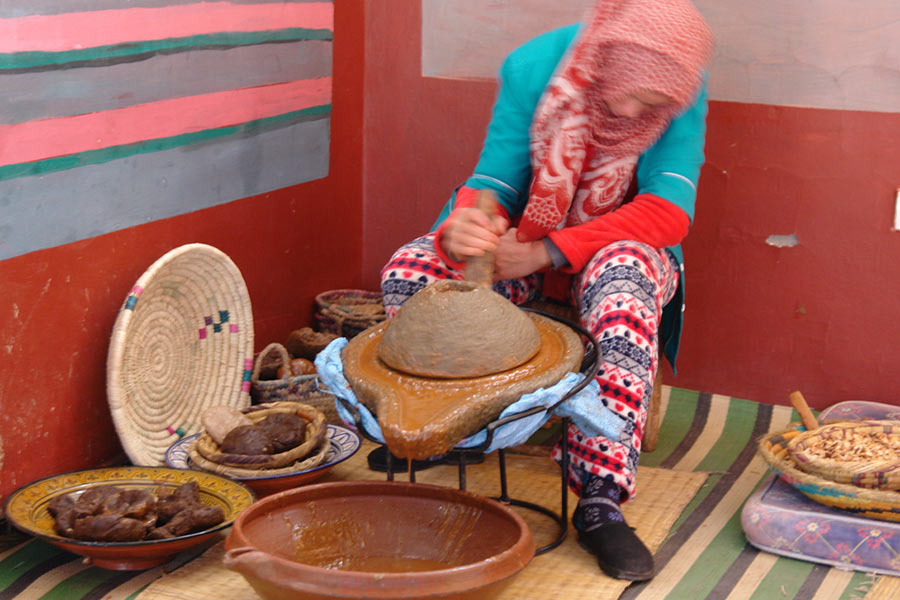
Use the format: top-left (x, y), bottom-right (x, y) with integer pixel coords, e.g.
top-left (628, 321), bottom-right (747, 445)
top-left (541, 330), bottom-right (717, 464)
top-left (366, 446), bottom-right (485, 473)
top-left (575, 518), bottom-right (655, 581)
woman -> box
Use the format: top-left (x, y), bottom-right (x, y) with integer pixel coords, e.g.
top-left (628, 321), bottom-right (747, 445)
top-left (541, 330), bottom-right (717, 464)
top-left (381, 0), bottom-right (713, 581)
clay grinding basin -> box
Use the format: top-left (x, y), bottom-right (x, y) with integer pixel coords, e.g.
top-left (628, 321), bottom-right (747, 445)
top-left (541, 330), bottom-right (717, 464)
top-left (342, 302), bottom-right (583, 460)
top-left (224, 481), bottom-right (535, 600)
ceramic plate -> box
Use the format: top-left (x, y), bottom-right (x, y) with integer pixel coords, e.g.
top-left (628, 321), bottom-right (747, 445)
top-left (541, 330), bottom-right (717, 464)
top-left (165, 425), bottom-right (361, 495)
top-left (3, 466), bottom-right (255, 570)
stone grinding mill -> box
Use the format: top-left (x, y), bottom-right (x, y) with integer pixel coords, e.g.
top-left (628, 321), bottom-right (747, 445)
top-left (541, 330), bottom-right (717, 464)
top-left (332, 191), bottom-right (601, 552)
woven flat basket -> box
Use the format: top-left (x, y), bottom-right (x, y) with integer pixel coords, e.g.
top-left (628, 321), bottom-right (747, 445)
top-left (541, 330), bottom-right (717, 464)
top-left (759, 424), bottom-right (900, 522)
top-left (107, 244), bottom-right (253, 466)
top-left (787, 420), bottom-right (900, 490)
top-left (189, 402), bottom-right (329, 477)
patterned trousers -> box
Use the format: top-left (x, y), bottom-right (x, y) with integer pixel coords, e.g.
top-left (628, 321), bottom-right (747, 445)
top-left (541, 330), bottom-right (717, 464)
top-left (381, 232), bottom-right (679, 500)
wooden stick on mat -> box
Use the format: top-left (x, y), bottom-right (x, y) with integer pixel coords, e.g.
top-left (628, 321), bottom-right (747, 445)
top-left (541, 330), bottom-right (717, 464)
top-left (464, 190), bottom-right (499, 286)
top-left (789, 390), bottom-right (819, 430)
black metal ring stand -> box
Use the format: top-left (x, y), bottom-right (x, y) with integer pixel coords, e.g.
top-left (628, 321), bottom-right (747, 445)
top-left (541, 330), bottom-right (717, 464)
top-left (336, 308), bottom-right (601, 555)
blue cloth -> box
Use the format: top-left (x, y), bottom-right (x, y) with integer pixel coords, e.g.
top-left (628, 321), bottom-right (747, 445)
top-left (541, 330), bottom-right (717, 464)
top-left (315, 338), bottom-right (625, 455)
top-left (314, 338), bottom-right (385, 443)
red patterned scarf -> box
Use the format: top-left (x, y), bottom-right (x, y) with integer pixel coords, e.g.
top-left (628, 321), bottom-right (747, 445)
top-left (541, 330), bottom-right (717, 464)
top-left (517, 0), bottom-right (714, 241)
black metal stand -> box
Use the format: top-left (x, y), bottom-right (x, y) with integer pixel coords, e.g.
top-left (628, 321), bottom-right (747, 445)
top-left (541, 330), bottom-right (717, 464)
top-left (336, 308), bottom-right (600, 556)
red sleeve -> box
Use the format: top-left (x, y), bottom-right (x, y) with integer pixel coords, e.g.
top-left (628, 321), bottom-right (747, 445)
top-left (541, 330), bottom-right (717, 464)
top-left (545, 193), bottom-right (690, 273)
top-left (434, 186), bottom-right (511, 269)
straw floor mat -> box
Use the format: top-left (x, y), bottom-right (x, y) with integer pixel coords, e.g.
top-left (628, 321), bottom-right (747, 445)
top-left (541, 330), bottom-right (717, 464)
top-left (135, 440), bottom-right (706, 600)
top-left (7, 387), bottom-right (900, 599)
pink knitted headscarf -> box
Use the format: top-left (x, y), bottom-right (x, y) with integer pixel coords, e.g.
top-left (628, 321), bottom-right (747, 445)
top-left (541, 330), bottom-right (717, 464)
top-left (517, 0), bottom-right (714, 241)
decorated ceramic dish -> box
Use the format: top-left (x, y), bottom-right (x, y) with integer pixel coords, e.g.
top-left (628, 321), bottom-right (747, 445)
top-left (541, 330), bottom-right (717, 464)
top-left (4, 466), bottom-right (255, 570)
top-left (165, 425), bottom-right (361, 496)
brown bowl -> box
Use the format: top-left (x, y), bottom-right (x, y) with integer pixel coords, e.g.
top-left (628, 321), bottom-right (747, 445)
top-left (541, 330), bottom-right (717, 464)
top-left (224, 481), bottom-right (535, 600)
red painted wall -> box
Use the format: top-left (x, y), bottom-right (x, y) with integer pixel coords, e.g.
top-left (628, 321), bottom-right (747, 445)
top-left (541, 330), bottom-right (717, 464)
top-left (0, 2), bottom-right (366, 502)
top-left (682, 104), bottom-right (900, 407)
top-left (361, 2), bottom-right (900, 410)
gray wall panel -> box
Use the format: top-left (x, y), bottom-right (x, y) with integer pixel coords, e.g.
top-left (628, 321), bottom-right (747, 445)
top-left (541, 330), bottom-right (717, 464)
top-left (0, 117), bottom-right (330, 259)
top-left (1, 41), bottom-right (332, 124)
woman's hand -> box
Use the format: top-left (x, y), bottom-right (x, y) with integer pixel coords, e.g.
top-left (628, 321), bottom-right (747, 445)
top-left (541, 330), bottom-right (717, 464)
top-left (494, 227), bottom-right (552, 280)
top-left (440, 207), bottom-right (508, 261)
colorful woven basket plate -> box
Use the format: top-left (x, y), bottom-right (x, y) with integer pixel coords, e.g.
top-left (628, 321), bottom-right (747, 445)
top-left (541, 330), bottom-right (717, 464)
top-left (106, 244), bottom-right (254, 466)
top-left (165, 425), bottom-right (361, 497)
top-left (3, 466), bottom-right (255, 570)
top-left (759, 424), bottom-right (900, 522)
top-left (786, 420), bottom-right (900, 490)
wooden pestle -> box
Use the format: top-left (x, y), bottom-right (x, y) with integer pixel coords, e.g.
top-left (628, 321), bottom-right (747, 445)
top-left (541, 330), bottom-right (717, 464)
top-left (463, 190), bottom-right (499, 286)
top-left (789, 390), bottom-right (819, 431)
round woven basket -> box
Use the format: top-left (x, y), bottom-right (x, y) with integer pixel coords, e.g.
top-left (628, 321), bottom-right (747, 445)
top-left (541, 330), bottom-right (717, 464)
top-left (250, 342), bottom-right (341, 424)
top-left (107, 244), bottom-right (253, 466)
top-left (284, 327), bottom-right (338, 361)
top-left (758, 425), bottom-right (900, 522)
top-left (189, 431), bottom-right (330, 478)
top-left (193, 401), bottom-right (327, 469)
top-left (787, 420), bottom-right (900, 490)
top-left (314, 289), bottom-right (385, 338)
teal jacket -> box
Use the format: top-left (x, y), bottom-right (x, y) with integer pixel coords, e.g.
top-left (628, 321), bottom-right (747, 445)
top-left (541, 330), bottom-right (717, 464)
top-left (433, 25), bottom-right (709, 370)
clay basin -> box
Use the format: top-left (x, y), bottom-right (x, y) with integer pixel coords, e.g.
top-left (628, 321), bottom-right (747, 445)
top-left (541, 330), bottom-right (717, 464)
top-left (224, 481), bottom-right (535, 600)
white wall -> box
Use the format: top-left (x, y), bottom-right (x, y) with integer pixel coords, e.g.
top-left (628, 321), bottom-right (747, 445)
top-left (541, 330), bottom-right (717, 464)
top-left (422, 0), bottom-right (900, 112)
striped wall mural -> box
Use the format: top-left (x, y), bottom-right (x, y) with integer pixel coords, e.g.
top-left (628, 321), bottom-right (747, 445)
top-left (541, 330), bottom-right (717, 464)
top-left (422, 0), bottom-right (900, 114)
top-left (0, 1), bottom-right (334, 260)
